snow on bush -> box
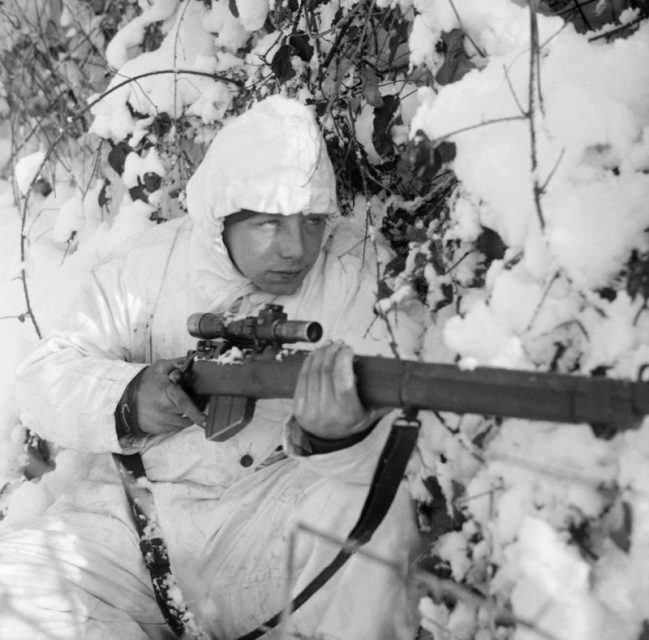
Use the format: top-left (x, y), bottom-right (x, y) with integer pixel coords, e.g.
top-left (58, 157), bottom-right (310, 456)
top-left (1, 0), bottom-right (649, 638)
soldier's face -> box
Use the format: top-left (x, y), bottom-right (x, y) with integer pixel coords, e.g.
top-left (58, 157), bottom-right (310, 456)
top-left (223, 210), bottom-right (328, 295)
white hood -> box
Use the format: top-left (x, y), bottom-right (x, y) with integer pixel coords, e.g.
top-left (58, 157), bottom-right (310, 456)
top-left (186, 95), bottom-right (339, 239)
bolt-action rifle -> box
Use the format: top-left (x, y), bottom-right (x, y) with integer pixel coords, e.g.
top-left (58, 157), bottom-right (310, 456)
top-left (156, 302), bottom-right (649, 639)
top-left (178, 304), bottom-right (649, 441)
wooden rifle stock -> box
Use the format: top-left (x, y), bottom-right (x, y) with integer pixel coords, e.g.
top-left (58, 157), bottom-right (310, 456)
top-left (187, 353), bottom-right (649, 435)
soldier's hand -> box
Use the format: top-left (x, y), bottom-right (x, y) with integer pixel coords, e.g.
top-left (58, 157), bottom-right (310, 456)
top-left (293, 341), bottom-right (372, 440)
top-left (135, 359), bottom-right (206, 435)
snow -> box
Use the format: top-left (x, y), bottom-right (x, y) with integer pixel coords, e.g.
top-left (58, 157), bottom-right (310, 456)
top-left (91, 0), bottom-right (227, 142)
top-left (14, 152), bottom-right (46, 195)
top-left (233, 0), bottom-right (269, 32)
top-left (2, 1), bottom-right (649, 638)
top-left (105, 0), bottom-right (181, 69)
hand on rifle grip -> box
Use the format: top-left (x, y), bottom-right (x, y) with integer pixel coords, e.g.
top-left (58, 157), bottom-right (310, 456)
top-left (135, 359), bottom-right (207, 435)
top-left (293, 341), bottom-right (373, 440)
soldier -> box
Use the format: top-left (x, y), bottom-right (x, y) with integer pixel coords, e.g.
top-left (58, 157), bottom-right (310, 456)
top-left (0, 96), bottom-right (421, 639)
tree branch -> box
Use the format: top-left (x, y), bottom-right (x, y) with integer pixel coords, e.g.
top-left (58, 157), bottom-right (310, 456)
top-left (528, 0), bottom-right (546, 231)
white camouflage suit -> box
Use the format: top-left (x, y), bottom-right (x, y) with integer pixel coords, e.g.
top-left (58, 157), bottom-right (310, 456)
top-left (0, 98), bottom-right (422, 640)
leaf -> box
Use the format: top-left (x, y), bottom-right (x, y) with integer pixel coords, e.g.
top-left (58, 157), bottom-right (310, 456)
top-left (129, 183), bottom-right (148, 203)
top-left (228, 0), bottom-right (239, 18)
top-left (412, 274), bottom-right (429, 302)
top-left (287, 31), bottom-right (314, 62)
top-left (271, 44), bottom-right (296, 83)
top-left (419, 476), bottom-right (464, 536)
top-left (627, 249), bottom-right (649, 302)
top-left (476, 227), bottom-right (507, 262)
top-left (360, 66), bottom-right (383, 108)
top-left (608, 501), bottom-right (633, 553)
top-left (435, 283), bottom-right (454, 312)
top-left (107, 141), bottom-right (130, 176)
top-left (436, 141), bottom-right (456, 163)
top-left (377, 278), bottom-right (394, 300)
top-left (143, 172), bottom-right (162, 192)
top-left (435, 29), bottom-right (476, 86)
top-left (597, 287), bottom-right (617, 302)
top-left (372, 94), bottom-right (400, 159)
top-left (32, 177), bottom-right (52, 197)
top-left (395, 133), bottom-right (443, 194)
top-left (98, 178), bottom-right (111, 208)
top-left (385, 254), bottom-right (406, 277)
top-left (151, 112), bottom-right (172, 138)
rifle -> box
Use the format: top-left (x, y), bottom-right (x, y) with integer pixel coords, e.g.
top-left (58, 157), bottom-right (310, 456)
top-left (169, 303), bottom-right (649, 639)
top-left (178, 304), bottom-right (649, 441)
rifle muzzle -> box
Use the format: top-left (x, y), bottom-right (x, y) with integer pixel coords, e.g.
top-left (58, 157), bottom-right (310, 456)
top-left (270, 320), bottom-right (323, 344)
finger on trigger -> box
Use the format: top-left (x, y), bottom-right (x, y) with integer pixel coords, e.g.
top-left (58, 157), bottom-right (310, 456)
top-left (168, 385), bottom-right (205, 426)
top-left (161, 414), bottom-right (195, 430)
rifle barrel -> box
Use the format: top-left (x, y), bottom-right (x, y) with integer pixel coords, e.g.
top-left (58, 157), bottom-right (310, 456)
top-left (189, 355), bottom-right (649, 430)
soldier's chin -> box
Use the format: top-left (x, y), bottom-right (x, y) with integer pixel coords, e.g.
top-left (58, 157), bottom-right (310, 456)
top-left (258, 274), bottom-right (304, 295)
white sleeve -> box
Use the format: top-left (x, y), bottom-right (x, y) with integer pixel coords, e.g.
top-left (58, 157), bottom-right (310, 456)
top-left (14, 263), bottom-right (150, 454)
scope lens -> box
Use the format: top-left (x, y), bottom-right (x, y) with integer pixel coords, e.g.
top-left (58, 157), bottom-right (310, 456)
top-left (305, 322), bottom-right (323, 343)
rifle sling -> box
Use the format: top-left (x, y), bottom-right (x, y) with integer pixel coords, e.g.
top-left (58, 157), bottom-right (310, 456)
top-left (113, 451), bottom-right (198, 639)
top-left (236, 413), bottom-right (421, 640)
top-left (114, 413), bottom-right (420, 640)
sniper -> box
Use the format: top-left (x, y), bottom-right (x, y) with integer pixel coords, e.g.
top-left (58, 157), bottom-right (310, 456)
top-left (0, 97), bottom-right (423, 639)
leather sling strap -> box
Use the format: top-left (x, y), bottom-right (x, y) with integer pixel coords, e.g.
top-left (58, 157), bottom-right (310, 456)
top-left (113, 452), bottom-right (209, 640)
top-left (114, 411), bottom-right (420, 640)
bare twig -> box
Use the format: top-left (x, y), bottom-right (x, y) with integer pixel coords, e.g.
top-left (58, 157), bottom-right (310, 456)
top-left (0, 314), bottom-right (28, 322)
top-left (503, 65), bottom-right (527, 116)
top-left (170, 0), bottom-right (194, 127)
top-left (588, 15), bottom-right (648, 42)
top-left (487, 450), bottom-right (613, 488)
top-left (539, 148), bottom-right (565, 193)
top-left (528, 0), bottom-right (546, 231)
top-left (435, 115), bottom-right (528, 143)
top-left (321, 0), bottom-right (367, 69)
top-left (524, 270), bottom-right (561, 332)
top-left (6, 106), bottom-right (43, 339)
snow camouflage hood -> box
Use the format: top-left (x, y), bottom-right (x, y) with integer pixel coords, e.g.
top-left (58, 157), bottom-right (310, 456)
top-left (185, 96), bottom-right (342, 314)
top-left (186, 95), bottom-right (339, 241)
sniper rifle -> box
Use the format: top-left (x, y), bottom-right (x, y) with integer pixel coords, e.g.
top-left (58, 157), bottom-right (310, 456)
top-left (178, 303), bottom-right (649, 441)
top-left (133, 303), bottom-right (649, 639)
